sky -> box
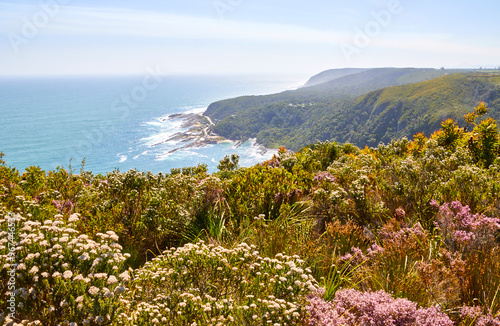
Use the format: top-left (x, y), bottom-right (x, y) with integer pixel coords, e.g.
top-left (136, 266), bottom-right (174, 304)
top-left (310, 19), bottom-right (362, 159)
top-left (1, 0), bottom-right (499, 76)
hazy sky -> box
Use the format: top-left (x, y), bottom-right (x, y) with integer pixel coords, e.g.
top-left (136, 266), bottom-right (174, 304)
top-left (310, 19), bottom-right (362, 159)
top-left (1, 0), bottom-right (499, 76)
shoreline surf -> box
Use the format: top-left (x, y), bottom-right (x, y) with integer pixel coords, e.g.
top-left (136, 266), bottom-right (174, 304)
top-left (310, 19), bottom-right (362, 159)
top-left (144, 107), bottom-right (273, 161)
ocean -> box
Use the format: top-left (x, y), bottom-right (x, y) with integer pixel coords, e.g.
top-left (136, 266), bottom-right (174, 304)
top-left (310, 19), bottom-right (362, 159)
top-left (0, 74), bottom-right (305, 174)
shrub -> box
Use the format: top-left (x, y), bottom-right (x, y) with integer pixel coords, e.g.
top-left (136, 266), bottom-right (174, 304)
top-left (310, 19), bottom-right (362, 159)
top-left (118, 241), bottom-right (317, 325)
top-left (359, 221), bottom-right (431, 303)
top-left (0, 210), bottom-right (130, 325)
top-left (459, 305), bottom-right (500, 326)
top-left (434, 201), bottom-right (500, 315)
top-left (435, 201), bottom-right (500, 255)
top-left (310, 219), bottom-right (371, 280)
top-left (243, 202), bottom-right (316, 259)
top-left (306, 288), bottom-right (453, 326)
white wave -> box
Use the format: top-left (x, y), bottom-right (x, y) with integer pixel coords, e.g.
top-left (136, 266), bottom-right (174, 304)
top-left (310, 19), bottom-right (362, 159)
top-left (237, 139), bottom-right (277, 163)
top-left (182, 106), bottom-right (207, 114)
top-left (155, 154), bottom-right (171, 161)
top-left (155, 149), bottom-right (209, 161)
top-left (143, 120), bottom-right (164, 127)
top-left (144, 117), bottom-right (185, 129)
top-left (141, 109), bottom-right (200, 148)
top-left (149, 106), bottom-right (206, 123)
top-left (175, 150), bottom-right (207, 158)
top-left (141, 131), bottom-right (181, 147)
top-left (133, 150), bottom-right (150, 160)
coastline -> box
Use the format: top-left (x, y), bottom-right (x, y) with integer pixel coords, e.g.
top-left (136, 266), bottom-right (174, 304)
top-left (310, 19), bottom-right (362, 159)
top-left (150, 109), bottom-right (270, 157)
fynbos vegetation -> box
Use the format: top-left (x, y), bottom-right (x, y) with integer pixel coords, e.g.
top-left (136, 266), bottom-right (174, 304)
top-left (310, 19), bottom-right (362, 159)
top-left (1, 103), bottom-right (500, 325)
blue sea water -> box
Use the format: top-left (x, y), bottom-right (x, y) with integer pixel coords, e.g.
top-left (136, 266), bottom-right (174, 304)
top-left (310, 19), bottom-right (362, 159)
top-left (0, 75), bottom-right (305, 174)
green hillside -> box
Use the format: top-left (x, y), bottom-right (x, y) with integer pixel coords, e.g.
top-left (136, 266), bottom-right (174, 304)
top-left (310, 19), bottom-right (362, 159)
top-left (205, 71), bottom-right (500, 150)
top-left (204, 68), bottom-right (451, 122)
top-left (348, 73), bottom-right (500, 146)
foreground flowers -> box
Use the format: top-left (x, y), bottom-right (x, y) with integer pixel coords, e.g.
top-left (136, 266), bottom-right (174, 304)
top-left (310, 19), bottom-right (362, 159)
top-left (0, 211), bottom-right (130, 325)
top-left (307, 288), bottom-right (453, 326)
top-left (117, 241), bottom-right (317, 325)
top-left (1, 199), bottom-right (500, 325)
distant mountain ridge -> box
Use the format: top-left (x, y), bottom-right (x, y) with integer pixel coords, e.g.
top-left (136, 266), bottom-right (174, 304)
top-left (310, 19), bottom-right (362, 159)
top-left (303, 68), bottom-right (368, 87)
top-left (203, 68), bottom-right (499, 150)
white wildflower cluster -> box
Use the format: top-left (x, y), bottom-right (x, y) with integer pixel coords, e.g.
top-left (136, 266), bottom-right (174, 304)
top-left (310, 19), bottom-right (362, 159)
top-left (326, 153), bottom-right (376, 192)
top-left (328, 158), bottom-right (357, 184)
top-left (349, 175), bottom-right (370, 202)
top-left (0, 211), bottom-right (131, 325)
top-left (444, 164), bottom-right (489, 199)
top-left (117, 241), bottom-right (317, 325)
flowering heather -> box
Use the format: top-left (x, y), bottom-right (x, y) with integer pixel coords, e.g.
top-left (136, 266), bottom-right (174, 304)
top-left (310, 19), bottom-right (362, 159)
top-left (378, 221), bottom-right (428, 248)
top-left (460, 305), bottom-right (500, 326)
top-left (306, 288), bottom-right (453, 326)
top-left (314, 172), bottom-right (336, 183)
top-left (435, 201), bottom-right (500, 253)
top-left (432, 201), bottom-right (500, 316)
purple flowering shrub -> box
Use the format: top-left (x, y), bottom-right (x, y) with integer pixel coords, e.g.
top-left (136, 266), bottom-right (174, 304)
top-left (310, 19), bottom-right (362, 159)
top-left (306, 288), bottom-right (453, 326)
top-left (434, 201), bottom-right (500, 254)
top-left (315, 201), bottom-right (500, 321)
top-left (316, 220), bottom-right (371, 270)
top-left (358, 221), bottom-right (432, 303)
top-left (433, 201), bottom-right (500, 317)
top-left (460, 305), bottom-right (500, 326)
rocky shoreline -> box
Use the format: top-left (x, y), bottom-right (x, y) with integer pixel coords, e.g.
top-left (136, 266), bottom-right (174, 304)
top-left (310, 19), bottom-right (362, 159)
top-left (150, 112), bottom-right (270, 157)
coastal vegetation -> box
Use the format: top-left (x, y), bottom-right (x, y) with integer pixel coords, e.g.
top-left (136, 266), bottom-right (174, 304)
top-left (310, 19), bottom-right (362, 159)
top-left (1, 102), bottom-right (500, 325)
top-left (205, 69), bottom-right (500, 151)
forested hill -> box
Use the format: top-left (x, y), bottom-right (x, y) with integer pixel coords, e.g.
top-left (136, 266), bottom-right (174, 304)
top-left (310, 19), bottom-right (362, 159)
top-left (204, 68), bottom-right (450, 121)
top-left (345, 73), bottom-right (500, 147)
top-left (204, 69), bottom-right (500, 150)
